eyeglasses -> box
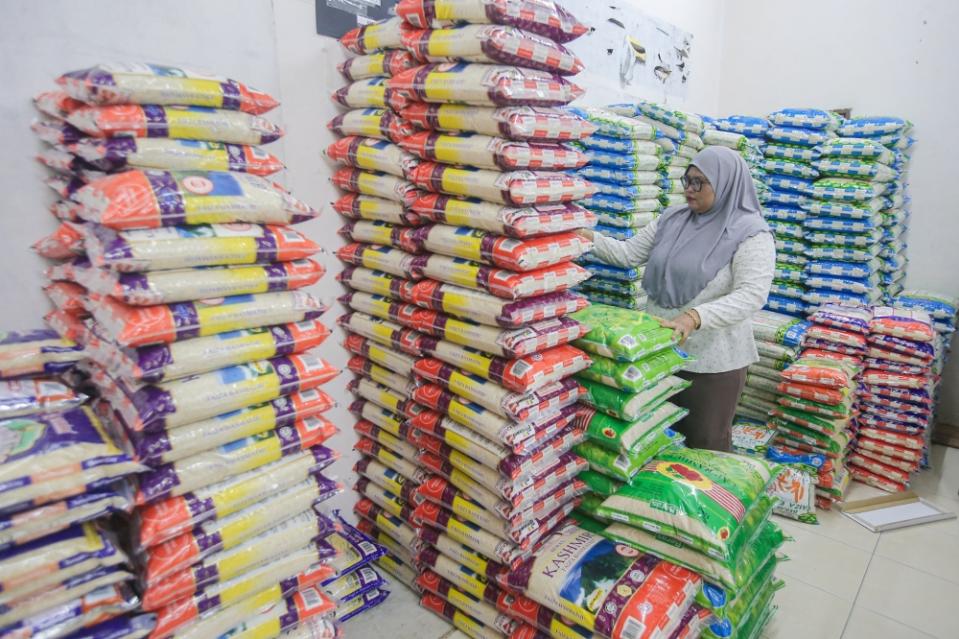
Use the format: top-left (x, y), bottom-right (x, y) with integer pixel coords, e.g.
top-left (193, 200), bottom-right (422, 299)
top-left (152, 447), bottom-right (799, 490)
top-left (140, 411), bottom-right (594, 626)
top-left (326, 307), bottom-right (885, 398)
top-left (681, 175), bottom-right (709, 192)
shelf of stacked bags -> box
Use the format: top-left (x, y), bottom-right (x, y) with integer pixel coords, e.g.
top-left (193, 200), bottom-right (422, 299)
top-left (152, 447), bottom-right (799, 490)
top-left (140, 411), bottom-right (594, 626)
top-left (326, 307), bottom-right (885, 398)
top-left (0, 332), bottom-right (148, 639)
top-left (28, 63), bottom-right (384, 638)
top-left (330, 2), bottom-right (635, 635)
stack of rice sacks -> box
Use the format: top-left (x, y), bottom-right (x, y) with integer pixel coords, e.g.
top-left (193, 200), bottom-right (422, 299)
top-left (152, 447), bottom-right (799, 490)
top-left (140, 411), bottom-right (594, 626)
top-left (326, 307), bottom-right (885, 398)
top-left (590, 447), bottom-right (786, 639)
top-left (563, 304), bottom-right (691, 526)
top-left (814, 117), bottom-right (915, 303)
top-left (0, 331), bottom-right (151, 638)
top-left (703, 114), bottom-right (770, 199)
top-left (332, 2), bottom-right (620, 636)
top-left (736, 310), bottom-right (811, 423)
top-left (769, 304), bottom-right (872, 509)
top-left (757, 109), bottom-right (833, 316)
top-left (849, 307), bottom-right (939, 492)
top-left (801, 118), bottom-right (909, 310)
top-left (608, 100), bottom-right (707, 212)
top-left (566, 107), bottom-right (663, 310)
top-left (30, 64), bottom-right (362, 638)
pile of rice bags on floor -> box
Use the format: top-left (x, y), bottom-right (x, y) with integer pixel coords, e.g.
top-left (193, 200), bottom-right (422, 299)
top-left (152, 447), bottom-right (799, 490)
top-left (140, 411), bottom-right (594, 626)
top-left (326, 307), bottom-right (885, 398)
top-left (31, 64), bottom-right (362, 638)
top-left (771, 304), bottom-right (872, 509)
top-left (736, 310), bottom-right (810, 423)
top-left (817, 117), bottom-right (914, 302)
top-left (334, 3), bottom-right (610, 635)
top-left (804, 117), bottom-right (912, 307)
top-left (759, 109), bottom-right (840, 316)
top-left (590, 448), bottom-right (786, 639)
top-left (565, 103), bottom-right (682, 310)
top-left (0, 332), bottom-right (149, 639)
top-left (702, 113), bottom-right (769, 198)
top-left (849, 307), bottom-right (940, 491)
top-left (566, 304), bottom-right (690, 522)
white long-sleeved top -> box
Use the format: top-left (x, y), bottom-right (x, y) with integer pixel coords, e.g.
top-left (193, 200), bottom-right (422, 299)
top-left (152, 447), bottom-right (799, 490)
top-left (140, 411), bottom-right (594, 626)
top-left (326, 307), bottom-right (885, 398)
top-left (590, 217), bottom-right (776, 373)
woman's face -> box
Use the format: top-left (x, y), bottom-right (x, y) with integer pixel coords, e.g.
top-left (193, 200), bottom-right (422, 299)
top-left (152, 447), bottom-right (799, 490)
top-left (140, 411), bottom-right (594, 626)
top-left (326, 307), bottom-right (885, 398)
top-left (683, 166), bottom-right (716, 214)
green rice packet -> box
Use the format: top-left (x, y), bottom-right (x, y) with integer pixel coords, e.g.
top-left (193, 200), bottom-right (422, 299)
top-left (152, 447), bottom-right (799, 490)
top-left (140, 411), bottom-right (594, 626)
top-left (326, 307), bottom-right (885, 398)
top-left (577, 375), bottom-right (690, 421)
top-left (602, 519), bottom-right (786, 592)
top-left (578, 347), bottom-right (690, 392)
top-left (578, 402), bottom-right (688, 454)
top-left (574, 430), bottom-right (683, 482)
top-left (597, 448), bottom-right (779, 562)
top-left (570, 305), bottom-right (677, 362)
top-left (578, 469), bottom-right (623, 497)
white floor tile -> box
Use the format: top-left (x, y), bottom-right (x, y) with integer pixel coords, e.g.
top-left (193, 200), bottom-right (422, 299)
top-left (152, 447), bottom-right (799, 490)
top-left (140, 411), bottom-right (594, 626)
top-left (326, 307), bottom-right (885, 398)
top-left (343, 578), bottom-right (452, 639)
top-left (776, 520), bottom-right (872, 599)
top-left (761, 577), bottom-right (851, 639)
top-left (875, 519), bottom-right (959, 584)
top-left (775, 505), bottom-right (880, 553)
top-left (841, 606), bottom-right (935, 639)
top-left (855, 555), bottom-right (959, 638)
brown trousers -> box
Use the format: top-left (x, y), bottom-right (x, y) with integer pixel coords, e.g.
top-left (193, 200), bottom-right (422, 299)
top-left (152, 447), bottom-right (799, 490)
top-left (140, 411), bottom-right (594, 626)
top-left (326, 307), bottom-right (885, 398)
top-left (673, 367), bottom-right (748, 452)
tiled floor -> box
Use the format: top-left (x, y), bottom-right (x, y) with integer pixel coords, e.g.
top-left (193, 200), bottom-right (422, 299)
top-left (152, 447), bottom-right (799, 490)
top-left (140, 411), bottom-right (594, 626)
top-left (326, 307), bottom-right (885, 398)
top-left (345, 445), bottom-right (959, 639)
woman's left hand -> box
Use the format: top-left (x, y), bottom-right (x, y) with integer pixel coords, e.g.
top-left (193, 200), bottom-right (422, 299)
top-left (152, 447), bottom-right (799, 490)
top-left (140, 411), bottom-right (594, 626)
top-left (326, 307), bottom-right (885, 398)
top-left (659, 310), bottom-right (701, 345)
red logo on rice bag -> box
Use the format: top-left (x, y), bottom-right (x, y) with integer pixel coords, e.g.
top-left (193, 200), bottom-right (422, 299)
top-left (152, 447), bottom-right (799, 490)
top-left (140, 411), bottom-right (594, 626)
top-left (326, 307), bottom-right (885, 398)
top-left (80, 170), bottom-right (160, 229)
top-left (408, 410), bottom-right (442, 432)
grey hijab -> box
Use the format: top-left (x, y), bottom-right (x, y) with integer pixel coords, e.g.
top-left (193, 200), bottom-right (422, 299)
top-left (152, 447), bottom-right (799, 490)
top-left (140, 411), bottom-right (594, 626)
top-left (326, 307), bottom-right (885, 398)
top-left (642, 146), bottom-right (770, 309)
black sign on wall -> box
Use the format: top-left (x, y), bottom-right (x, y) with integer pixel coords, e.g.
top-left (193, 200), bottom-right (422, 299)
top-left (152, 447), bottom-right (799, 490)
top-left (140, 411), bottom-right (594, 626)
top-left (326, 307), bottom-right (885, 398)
top-left (316, 0), bottom-right (399, 38)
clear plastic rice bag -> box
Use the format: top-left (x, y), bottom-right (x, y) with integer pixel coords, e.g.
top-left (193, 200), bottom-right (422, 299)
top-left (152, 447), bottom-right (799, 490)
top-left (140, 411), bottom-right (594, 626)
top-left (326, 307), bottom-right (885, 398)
top-left (67, 105), bottom-right (283, 145)
top-left (402, 24), bottom-right (583, 74)
top-left (401, 103), bottom-right (595, 141)
top-left (85, 291), bottom-right (327, 347)
top-left (68, 138), bottom-right (285, 175)
top-left (58, 63), bottom-right (279, 114)
top-left (73, 170), bottom-right (318, 230)
top-left (84, 223), bottom-right (320, 273)
top-left (396, 0), bottom-right (588, 43)
top-left (388, 63), bottom-right (583, 107)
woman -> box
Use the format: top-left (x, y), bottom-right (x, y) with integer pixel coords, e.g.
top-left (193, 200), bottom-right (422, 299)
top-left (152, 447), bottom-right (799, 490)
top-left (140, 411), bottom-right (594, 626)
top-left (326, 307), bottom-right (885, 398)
top-left (576, 146), bottom-right (775, 451)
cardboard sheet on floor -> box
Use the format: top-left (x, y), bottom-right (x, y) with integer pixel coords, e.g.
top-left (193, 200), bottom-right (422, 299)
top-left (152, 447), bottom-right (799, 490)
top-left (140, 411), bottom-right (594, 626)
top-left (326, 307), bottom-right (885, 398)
top-left (840, 490), bottom-right (956, 532)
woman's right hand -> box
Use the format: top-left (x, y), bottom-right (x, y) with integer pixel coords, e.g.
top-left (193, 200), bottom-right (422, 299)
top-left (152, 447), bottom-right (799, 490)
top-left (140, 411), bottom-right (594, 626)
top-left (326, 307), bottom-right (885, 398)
top-left (574, 228), bottom-right (594, 242)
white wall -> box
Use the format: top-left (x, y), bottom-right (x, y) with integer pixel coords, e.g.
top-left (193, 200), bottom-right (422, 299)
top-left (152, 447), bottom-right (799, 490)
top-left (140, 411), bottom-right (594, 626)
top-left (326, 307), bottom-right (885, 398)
top-left (719, 0), bottom-right (959, 424)
top-left (564, 0), bottom-right (727, 114)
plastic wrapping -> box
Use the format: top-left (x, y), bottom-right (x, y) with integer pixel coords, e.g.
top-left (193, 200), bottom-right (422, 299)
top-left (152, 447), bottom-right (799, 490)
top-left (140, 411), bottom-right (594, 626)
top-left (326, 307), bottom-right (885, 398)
top-left (0, 407), bottom-right (141, 512)
top-left (86, 291), bottom-right (327, 347)
top-left (389, 63), bottom-right (583, 107)
top-left (73, 170), bottom-right (317, 230)
top-left (327, 108), bottom-right (416, 142)
top-left (410, 254), bottom-right (590, 299)
top-left (403, 24), bottom-right (582, 74)
top-left (338, 50), bottom-right (417, 80)
top-left (68, 138), bottom-right (284, 176)
top-left (67, 105), bottom-right (282, 145)
top-left (410, 195), bottom-right (594, 237)
top-left (408, 162), bottom-right (595, 206)
top-left (84, 259), bottom-right (323, 305)
top-left (84, 223), bottom-right (320, 273)
top-left (400, 131), bottom-right (587, 171)
top-left (0, 329), bottom-right (84, 379)
top-left (0, 378), bottom-right (85, 418)
top-left (401, 104), bottom-right (594, 141)
top-left (141, 511), bottom-right (336, 610)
